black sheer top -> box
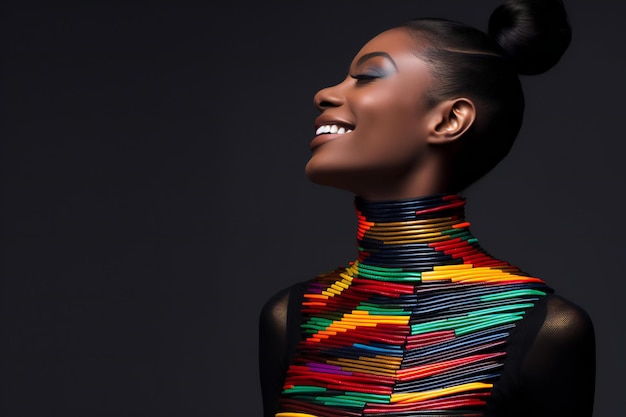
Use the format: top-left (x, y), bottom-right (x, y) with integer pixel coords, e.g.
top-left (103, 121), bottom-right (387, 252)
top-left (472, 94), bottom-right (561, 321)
top-left (259, 195), bottom-right (595, 417)
top-left (260, 284), bottom-right (595, 416)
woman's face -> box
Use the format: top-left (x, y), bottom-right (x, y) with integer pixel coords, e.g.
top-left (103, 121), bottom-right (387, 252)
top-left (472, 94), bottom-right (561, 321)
top-left (305, 28), bottom-right (440, 199)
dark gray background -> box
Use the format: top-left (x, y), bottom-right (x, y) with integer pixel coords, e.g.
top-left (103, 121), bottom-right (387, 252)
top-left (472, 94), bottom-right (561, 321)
top-left (1, 1), bottom-right (624, 416)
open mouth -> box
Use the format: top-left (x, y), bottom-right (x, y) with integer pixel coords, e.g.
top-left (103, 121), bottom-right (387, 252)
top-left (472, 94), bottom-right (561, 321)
top-left (310, 120), bottom-right (356, 151)
top-left (315, 123), bottom-right (353, 136)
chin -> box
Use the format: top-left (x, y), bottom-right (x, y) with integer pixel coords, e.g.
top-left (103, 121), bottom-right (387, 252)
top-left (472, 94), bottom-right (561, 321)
top-left (305, 158), bottom-right (369, 195)
top-left (304, 159), bottom-right (335, 187)
top-left (305, 157), bottom-right (342, 187)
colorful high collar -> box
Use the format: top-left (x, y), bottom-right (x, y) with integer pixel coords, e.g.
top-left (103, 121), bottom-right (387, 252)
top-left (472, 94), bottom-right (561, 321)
top-left (276, 194), bottom-right (552, 417)
top-left (354, 194), bottom-right (500, 276)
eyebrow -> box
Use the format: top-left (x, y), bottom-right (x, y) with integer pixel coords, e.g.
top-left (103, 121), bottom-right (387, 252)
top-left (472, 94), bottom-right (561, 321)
top-left (355, 52), bottom-right (398, 70)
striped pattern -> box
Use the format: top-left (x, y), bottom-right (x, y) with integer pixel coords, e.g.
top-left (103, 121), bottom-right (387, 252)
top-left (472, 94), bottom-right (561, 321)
top-left (276, 194), bottom-right (551, 417)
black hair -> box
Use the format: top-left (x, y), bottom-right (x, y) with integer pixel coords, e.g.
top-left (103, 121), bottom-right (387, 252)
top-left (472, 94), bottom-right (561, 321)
top-left (399, 0), bottom-right (571, 191)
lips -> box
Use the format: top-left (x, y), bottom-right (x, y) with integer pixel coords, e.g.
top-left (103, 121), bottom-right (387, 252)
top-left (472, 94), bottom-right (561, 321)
top-left (315, 124), bottom-right (353, 136)
top-left (311, 120), bottom-right (355, 150)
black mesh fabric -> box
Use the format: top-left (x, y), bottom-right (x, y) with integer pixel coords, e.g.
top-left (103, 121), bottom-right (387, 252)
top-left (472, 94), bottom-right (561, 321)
top-left (483, 293), bottom-right (595, 416)
top-left (259, 281), bottom-right (306, 417)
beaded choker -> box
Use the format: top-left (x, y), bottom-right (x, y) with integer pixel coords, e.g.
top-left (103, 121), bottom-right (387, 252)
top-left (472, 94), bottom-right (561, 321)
top-left (276, 194), bottom-right (552, 417)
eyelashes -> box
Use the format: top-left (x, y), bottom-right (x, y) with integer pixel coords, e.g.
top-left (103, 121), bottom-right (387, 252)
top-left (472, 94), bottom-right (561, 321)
top-left (349, 73), bottom-right (381, 83)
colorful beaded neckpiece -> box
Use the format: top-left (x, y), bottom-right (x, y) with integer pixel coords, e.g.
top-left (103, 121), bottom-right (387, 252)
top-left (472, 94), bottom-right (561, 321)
top-left (276, 194), bottom-right (552, 417)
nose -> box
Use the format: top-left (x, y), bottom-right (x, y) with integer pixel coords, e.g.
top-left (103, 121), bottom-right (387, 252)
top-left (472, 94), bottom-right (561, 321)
top-left (313, 79), bottom-right (346, 111)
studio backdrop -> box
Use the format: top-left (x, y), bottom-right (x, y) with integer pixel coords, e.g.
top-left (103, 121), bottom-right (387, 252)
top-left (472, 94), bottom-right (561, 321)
top-left (1, 2), bottom-right (624, 416)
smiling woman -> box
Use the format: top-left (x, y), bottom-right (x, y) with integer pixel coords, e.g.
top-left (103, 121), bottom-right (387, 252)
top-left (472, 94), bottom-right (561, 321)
top-left (306, 32), bottom-right (443, 200)
top-left (258, 1), bottom-right (596, 417)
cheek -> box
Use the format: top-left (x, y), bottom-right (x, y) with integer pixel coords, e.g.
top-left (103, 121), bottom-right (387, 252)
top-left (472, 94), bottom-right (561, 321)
top-left (356, 94), bottom-right (426, 154)
top-left (359, 84), bottom-right (424, 127)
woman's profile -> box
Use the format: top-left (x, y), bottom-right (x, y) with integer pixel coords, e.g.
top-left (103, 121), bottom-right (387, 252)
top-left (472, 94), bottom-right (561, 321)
top-left (259, 0), bottom-right (596, 416)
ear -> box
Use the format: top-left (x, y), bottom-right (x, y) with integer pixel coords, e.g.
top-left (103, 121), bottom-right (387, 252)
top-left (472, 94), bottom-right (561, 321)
top-left (427, 98), bottom-right (476, 145)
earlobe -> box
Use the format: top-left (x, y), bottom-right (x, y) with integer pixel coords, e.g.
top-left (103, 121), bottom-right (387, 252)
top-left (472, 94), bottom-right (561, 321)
top-left (429, 98), bottom-right (476, 145)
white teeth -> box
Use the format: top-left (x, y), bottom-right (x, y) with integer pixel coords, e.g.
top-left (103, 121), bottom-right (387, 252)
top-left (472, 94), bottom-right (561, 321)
top-left (316, 124), bottom-right (353, 135)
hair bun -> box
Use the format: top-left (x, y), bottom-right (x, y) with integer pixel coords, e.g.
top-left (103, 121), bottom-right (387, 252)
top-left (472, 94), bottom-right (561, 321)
top-left (488, 0), bottom-right (572, 75)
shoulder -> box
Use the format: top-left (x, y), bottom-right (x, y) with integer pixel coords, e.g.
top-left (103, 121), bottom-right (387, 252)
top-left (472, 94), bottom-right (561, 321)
top-left (539, 294), bottom-right (595, 344)
top-left (259, 280), bottom-right (309, 334)
top-left (507, 292), bottom-right (595, 352)
top-left (508, 294), bottom-right (596, 416)
top-left (519, 293), bottom-right (596, 382)
top-left (259, 286), bottom-right (290, 334)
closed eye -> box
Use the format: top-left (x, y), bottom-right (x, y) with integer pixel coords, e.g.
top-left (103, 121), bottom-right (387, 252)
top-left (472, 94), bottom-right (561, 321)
top-left (349, 73), bottom-right (380, 83)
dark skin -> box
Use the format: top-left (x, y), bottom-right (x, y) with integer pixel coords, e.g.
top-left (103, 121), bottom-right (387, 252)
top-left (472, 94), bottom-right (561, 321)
top-left (261, 26), bottom-right (595, 417)
top-left (305, 28), bottom-right (475, 201)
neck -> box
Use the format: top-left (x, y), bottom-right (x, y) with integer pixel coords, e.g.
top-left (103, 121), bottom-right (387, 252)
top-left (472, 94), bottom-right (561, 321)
top-left (353, 193), bottom-right (513, 280)
top-left (278, 193), bottom-right (553, 416)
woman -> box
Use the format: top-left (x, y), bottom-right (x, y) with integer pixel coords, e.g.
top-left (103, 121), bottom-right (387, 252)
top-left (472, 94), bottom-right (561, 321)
top-left (259, 1), bottom-right (596, 416)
